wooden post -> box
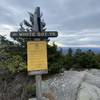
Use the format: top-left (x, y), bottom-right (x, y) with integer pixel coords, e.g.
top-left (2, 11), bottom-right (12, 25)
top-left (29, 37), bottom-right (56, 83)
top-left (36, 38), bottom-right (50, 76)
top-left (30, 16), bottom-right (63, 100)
top-left (10, 7), bottom-right (58, 100)
top-left (35, 75), bottom-right (42, 100)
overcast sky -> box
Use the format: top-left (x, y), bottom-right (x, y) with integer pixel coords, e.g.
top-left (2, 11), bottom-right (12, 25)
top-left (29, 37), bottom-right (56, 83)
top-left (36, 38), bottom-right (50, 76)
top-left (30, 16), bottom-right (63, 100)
top-left (0, 0), bottom-right (100, 47)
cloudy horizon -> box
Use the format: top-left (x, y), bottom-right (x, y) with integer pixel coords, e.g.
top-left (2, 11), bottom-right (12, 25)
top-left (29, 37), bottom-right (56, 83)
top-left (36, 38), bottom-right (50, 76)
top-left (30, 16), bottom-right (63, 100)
top-left (0, 0), bottom-right (100, 47)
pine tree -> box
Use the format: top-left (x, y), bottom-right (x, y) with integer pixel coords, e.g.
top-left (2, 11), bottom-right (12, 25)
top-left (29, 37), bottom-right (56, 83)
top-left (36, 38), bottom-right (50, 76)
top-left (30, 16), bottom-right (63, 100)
top-left (64, 48), bottom-right (73, 69)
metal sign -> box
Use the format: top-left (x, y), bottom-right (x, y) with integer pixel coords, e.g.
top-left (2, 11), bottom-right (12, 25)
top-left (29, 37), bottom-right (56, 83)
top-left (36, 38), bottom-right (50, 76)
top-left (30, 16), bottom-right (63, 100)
top-left (27, 41), bottom-right (48, 75)
top-left (10, 31), bottom-right (58, 38)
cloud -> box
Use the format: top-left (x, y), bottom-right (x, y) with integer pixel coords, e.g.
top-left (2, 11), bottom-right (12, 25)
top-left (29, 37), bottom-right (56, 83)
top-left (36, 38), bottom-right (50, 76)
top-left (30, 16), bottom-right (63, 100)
top-left (52, 30), bottom-right (100, 47)
top-left (0, 0), bottom-right (100, 47)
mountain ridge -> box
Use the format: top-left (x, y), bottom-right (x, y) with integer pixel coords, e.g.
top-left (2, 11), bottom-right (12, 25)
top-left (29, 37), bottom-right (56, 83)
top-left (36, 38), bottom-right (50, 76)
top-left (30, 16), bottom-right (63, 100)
top-left (58, 47), bottom-right (100, 54)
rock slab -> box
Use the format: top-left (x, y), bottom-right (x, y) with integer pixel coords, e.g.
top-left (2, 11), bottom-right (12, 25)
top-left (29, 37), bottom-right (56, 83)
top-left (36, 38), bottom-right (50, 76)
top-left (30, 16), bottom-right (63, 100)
top-left (42, 69), bottom-right (100, 100)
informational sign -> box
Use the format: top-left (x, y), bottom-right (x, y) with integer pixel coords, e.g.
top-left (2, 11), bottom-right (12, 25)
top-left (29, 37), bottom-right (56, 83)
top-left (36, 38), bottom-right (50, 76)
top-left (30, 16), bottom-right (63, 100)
top-left (10, 31), bottom-right (58, 38)
top-left (27, 41), bottom-right (48, 74)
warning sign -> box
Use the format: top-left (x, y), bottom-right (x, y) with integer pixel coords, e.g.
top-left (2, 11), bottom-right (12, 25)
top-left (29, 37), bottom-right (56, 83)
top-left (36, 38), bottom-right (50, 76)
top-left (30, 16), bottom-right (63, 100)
top-left (27, 41), bottom-right (48, 73)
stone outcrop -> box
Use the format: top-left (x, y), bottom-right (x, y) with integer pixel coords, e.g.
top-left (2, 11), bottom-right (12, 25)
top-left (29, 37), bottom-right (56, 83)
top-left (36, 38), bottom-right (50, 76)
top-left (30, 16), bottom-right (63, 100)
top-left (1, 69), bottom-right (100, 100)
top-left (42, 69), bottom-right (100, 100)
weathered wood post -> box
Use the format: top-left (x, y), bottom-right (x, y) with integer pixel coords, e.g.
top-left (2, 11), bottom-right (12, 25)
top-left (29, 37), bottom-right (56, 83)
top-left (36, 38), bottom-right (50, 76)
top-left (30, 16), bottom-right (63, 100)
top-left (10, 7), bottom-right (58, 100)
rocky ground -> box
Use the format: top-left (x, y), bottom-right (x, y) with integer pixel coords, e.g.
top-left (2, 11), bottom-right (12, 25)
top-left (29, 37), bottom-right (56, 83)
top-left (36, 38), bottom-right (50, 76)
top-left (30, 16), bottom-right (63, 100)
top-left (1, 69), bottom-right (100, 100)
top-left (42, 69), bottom-right (100, 100)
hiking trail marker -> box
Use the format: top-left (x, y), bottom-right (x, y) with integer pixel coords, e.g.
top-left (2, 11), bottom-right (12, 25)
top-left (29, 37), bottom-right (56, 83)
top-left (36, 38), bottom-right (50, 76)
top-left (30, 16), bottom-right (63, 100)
top-left (10, 7), bottom-right (58, 100)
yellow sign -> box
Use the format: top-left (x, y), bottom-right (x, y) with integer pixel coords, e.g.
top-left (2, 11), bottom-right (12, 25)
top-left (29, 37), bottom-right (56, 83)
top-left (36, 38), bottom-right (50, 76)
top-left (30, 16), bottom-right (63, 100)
top-left (27, 41), bottom-right (48, 72)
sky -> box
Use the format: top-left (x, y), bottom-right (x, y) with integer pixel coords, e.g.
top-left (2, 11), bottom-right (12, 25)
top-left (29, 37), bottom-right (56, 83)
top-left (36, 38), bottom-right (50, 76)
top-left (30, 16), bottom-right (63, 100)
top-left (0, 0), bottom-right (100, 47)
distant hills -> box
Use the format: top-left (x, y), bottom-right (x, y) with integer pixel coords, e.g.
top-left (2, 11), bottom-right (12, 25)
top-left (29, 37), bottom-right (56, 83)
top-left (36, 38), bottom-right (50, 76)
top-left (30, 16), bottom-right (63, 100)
top-left (58, 47), bottom-right (100, 55)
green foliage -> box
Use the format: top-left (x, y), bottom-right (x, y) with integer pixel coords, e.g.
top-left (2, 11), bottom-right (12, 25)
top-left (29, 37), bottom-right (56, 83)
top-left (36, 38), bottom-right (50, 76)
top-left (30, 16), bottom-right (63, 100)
top-left (47, 43), bottom-right (64, 74)
top-left (0, 35), bottom-right (26, 73)
top-left (0, 51), bottom-right (26, 73)
top-left (6, 55), bottom-right (26, 73)
top-left (1, 34), bottom-right (100, 74)
top-left (64, 48), bottom-right (74, 69)
top-left (26, 84), bottom-right (36, 97)
top-left (64, 48), bottom-right (100, 70)
top-left (0, 35), bottom-right (64, 74)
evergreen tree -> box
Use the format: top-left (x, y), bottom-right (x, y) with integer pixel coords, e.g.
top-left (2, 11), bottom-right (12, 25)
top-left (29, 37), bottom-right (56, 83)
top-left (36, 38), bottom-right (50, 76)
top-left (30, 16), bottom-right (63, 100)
top-left (48, 43), bottom-right (64, 74)
top-left (64, 48), bottom-right (73, 69)
top-left (0, 35), bottom-right (26, 73)
top-left (10, 8), bottom-right (64, 74)
top-left (11, 9), bottom-right (46, 61)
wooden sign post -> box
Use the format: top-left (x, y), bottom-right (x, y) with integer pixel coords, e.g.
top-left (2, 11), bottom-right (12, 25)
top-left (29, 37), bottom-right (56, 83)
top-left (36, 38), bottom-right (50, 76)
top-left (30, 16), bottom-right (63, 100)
top-left (10, 7), bottom-right (58, 100)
